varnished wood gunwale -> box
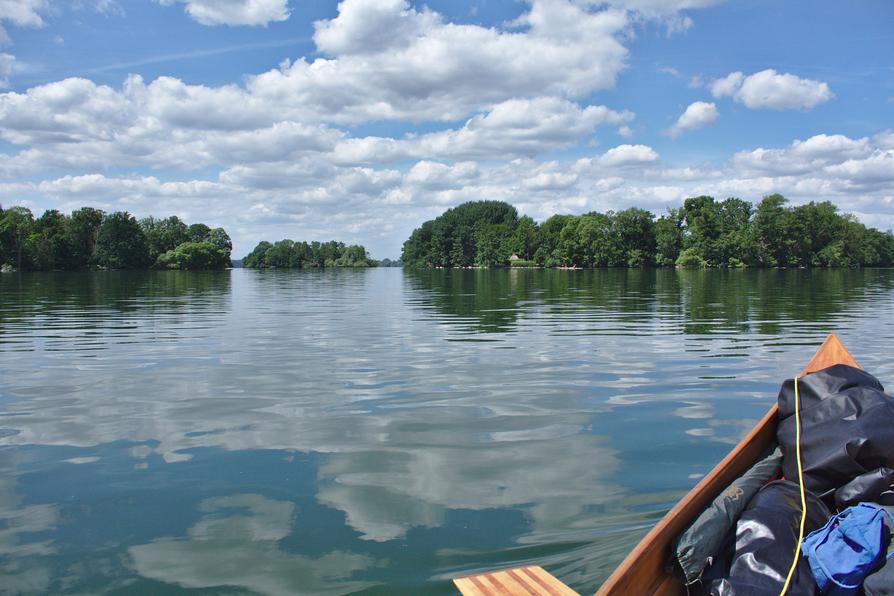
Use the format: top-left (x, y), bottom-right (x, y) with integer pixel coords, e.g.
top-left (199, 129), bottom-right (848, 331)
top-left (594, 334), bottom-right (859, 595)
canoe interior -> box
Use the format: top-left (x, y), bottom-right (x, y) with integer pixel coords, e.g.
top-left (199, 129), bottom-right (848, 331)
top-left (595, 334), bottom-right (859, 595)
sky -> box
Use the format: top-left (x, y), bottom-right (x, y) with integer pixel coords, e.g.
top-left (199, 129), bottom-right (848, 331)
top-left (0, 0), bottom-right (892, 259)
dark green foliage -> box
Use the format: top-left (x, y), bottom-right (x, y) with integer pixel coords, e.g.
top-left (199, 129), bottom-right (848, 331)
top-left (509, 259), bottom-right (537, 267)
top-left (96, 212), bottom-right (152, 270)
top-left (676, 247), bottom-right (707, 269)
top-left (27, 210), bottom-right (75, 270)
top-left (655, 209), bottom-right (684, 266)
top-left (402, 200), bottom-right (519, 267)
top-left (187, 223), bottom-right (212, 243)
top-left (155, 241), bottom-right (231, 270)
top-left (401, 198), bottom-right (894, 269)
top-left (241, 239), bottom-right (376, 268)
top-left (0, 205), bottom-right (232, 271)
top-left (141, 216), bottom-right (189, 262)
top-left (1, 206), bottom-right (36, 270)
top-left (67, 207), bottom-right (105, 268)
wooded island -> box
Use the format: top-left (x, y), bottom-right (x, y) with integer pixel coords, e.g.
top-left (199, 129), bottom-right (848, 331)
top-left (0, 206), bottom-right (233, 271)
top-left (401, 196), bottom-right (894, 268)
top-left (241, 239), bottom-right (377, 268)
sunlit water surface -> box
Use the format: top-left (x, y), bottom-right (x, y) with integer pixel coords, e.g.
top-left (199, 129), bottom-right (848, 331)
top-left (2, 268), bottom-right (894, 594)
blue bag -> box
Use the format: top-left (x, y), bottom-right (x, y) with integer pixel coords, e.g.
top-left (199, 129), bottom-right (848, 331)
top-left (802, 502), bottom-right (894, 595)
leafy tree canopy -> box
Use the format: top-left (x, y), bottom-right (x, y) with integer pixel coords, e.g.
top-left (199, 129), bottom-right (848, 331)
top-left (401, 197), bottom-right (894, 269)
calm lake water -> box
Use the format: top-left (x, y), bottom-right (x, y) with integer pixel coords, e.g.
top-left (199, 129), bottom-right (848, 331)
top-left (2, 268), bottom-right (894, 594)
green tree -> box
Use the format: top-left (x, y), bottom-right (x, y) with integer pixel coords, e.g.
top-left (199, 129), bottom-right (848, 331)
top-left (613, 207), bottom-right (656, 266)
top-left (96, 212), bottom-right (151, 269)
top-left (681, 196), bottom-right (721, 265)
top-left (534, 214), bottom-right (576, 266)
top-left (155, 241), bottom-right (230, 270)
top-left (243, 241), bottom-right (273, 268)
top-left (141, 216), bottom-right (190, 262)
top-left (752, 194), bottom-right (788, 266)
top-left (0, 206), bottom-right (35, 270)
top-left (401, 200), bottom-right (519, 267)
top-left (655, 209), bottom-right (684, 266)
top-left (207, 228), bottom-right (233, 256)
top-left (67, 207), bottom-right (105, 268)
top-left (509, 215), bottom-right (540, 260)
top-left (676, 247), bottom-right (706, 268)
top-left (188, 223), bottom-right (212, 243)
top-left (26, 209), bottom-right (73, 270)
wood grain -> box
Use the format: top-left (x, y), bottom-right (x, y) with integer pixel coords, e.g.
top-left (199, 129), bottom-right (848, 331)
top-left (454, 565), bottom-right (579, 596)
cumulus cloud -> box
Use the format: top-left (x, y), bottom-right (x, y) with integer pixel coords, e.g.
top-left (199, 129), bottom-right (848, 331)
top-left (1, 0), bottom-right (891, 259)
top-left (711, 69), bottom-right (833, 110)
top-left (314, 0), bottom-right (439, 55)
top-left (259, 0), bottom-right (631, 122)
top-left (0, 0), bottom-right (47, 46)
top-left (0, 78), bottom-right (629, 173)
top-left (11, 131), bottom-right (894, 257)
top-left (668, 101), bottom-right (718, 137)
top-left (596, 144), bottom-right (660, 167)
top-left (733, 134), bottom-right (873, 176)
top-left (157, 0), bottom-right (291, 27)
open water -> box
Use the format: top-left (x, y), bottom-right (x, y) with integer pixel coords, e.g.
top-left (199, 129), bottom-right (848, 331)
top-left (2, 268), bottom-right (894, 594)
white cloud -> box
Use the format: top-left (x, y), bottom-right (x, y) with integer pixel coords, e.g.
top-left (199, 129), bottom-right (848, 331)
top-left (10, 130), bottom-right (894, 259)
top-left (0, 0), bottom-right (48, 45)
top-left (1, 0), bottom-right (892, 260)
top-left (0, 80), bottom-right (629, 172)
top-left (0, 52), bottom-right (13, 87)
top-left (247, 0), bottom-right (632, 122)
top-left (733, 133), bottom-right (873, 176)
top-left (597, 143), bottom-right (660, 167)
top-left (711, 69), bottom-right (833, 110)
top-left (402, 97), bottom-right (632, 161)
top-left (668, 101), bottom-right (718, 137)
top-left (709, 71), bottom-right (743, 97)
top-left (314, 0), bottom-right (439, 55)
top-left (157, 0), bottom-right (290, 27)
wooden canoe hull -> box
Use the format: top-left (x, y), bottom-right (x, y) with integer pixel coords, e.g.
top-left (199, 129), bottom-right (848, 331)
top-left (595, 334), bottom-right (860, 595)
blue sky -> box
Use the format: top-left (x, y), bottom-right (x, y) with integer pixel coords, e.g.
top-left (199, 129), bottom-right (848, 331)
top-left (1, 0), bottom-right (892, 258)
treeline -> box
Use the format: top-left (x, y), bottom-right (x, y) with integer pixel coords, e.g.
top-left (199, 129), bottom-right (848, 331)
top-left (242, 239), bottom-right (376, 268)
top-left (401, 196), bottom-right (894, 268)
top-left (0, 205), bottom-right (232, 271)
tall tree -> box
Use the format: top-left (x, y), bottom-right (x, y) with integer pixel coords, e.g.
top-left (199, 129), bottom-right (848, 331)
top-left (68, 207), bottom-right (105, 268)
top-left (0, 206), bottom-right (35, 270)
top-left (655, 209), bottom-right (684, 266)
top-left (27, 209), bottom-right (73, 270)
top-left (96, 212), bottom-right (151, 269)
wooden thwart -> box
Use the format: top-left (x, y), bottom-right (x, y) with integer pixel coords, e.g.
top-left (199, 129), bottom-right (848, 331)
top-left (454, 565), bottom-right (579, 596)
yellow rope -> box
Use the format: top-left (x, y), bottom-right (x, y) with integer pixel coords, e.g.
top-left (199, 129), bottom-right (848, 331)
top-left (780, 375), bottom-right (807, 595)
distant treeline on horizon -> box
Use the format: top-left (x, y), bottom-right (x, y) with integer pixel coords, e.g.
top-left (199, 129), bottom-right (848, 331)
top-left (401, 196), bottom-right (894, 269)
top-left (0, 205), bottom-right (232, 271)
top-left (241, 239), bottom-right (377, 268)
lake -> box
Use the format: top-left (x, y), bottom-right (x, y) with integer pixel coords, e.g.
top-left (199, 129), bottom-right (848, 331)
top-left (2, 268), bottom-right (894, 594)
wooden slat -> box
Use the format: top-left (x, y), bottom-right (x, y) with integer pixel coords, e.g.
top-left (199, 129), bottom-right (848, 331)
top-left (594, 334), bottom-right (860, 595)
top-left (454, 566), bottom-right (579, 596)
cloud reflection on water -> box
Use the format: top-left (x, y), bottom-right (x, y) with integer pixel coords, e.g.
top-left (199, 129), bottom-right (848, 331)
top-left (1, 268), bottom-right (894, 592)
top-left (129, 494), bottom-right (379, 595)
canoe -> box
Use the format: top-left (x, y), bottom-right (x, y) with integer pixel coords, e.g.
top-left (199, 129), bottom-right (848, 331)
top-left (595, 333), bottom-right (860, 595)
top-left (454, 334), bottom-right (859, 596)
